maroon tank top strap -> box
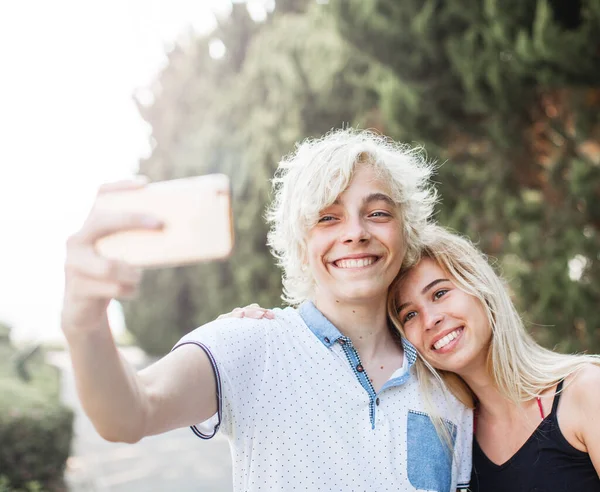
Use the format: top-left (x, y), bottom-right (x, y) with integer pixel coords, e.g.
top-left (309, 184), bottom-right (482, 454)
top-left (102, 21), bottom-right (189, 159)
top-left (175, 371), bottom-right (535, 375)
top-left (550, 379), bottom-right (565, 415)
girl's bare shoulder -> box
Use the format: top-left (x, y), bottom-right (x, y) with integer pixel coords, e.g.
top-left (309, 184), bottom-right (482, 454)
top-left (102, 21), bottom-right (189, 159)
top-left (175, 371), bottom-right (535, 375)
top-left (566, 363), bottom-right (600, 396)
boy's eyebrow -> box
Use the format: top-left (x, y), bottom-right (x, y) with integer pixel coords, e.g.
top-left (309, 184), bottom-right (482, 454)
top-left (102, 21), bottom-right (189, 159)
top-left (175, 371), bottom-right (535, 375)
top-left (396, 278), bottom-right (450, 313)
top-left (364, 192), bottom-right (396, 207)
top-left (331, 193), bottom-right (396, 207)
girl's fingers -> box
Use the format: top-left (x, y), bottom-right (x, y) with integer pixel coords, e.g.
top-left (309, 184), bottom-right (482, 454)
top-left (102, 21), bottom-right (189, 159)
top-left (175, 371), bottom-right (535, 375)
top-left (242, 304), bottom-right (275, 319)
top-left (217, 308), bottom-right (244, 320)
top-left (239, 308), bottom-right (275, 319)
top-left (216, 305), bottom-right (276, 321)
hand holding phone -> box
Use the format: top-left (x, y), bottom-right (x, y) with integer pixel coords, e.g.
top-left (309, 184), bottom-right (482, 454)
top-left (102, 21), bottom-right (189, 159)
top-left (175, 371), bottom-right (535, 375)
top-left (94, 174), bottom-right (234, 268)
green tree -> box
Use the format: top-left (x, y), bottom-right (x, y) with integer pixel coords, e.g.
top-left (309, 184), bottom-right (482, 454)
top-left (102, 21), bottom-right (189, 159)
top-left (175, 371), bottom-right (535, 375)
top-left (125, 0), bottom-right (600, 355)
top-left (124, 2), bottom-right (378, 354)
top-left (331, 0), bottom-right (600, 350)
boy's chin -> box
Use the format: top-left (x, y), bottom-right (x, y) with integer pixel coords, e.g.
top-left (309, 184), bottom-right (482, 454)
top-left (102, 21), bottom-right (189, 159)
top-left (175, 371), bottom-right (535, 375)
top-left (332, 286), bottom-right (388, 305)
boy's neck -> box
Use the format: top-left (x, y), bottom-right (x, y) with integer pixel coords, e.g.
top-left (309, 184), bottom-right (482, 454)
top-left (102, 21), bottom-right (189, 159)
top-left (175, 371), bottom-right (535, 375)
top-left (314, 296), bottom-right (393, 357)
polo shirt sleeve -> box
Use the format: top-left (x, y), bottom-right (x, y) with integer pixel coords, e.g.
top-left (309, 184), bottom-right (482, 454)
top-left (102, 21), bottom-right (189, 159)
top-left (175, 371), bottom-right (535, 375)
top-left (172, 314), bottom-right (279, 440)
top-left (454, 405), bottom-right (474, 490)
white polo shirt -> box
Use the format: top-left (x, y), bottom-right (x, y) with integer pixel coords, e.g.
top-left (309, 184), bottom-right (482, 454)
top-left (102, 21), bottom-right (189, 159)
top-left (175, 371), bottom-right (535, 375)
top-left (175, 302), bottom-right (472, 491)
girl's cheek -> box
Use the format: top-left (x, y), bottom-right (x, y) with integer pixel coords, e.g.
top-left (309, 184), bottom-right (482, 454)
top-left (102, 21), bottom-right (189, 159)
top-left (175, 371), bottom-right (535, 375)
top-left (404, 328), bottom-right (420, 348)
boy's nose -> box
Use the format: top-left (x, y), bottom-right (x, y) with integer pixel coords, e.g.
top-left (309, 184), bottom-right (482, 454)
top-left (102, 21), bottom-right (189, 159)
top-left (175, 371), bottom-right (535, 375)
top-left (341, 217), bottom-right (370, 244)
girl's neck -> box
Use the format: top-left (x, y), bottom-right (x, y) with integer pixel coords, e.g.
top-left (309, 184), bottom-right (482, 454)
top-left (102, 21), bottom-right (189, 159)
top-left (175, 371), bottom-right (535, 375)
top-left (461, 366), bottom-right (519, 421)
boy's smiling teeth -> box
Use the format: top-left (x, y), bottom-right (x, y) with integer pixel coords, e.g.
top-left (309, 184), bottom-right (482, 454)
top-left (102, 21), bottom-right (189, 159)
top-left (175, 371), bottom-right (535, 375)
top-left (335, 257), bottom-right (377, 269)
top-left (432, 327), bottom-right (463, 350)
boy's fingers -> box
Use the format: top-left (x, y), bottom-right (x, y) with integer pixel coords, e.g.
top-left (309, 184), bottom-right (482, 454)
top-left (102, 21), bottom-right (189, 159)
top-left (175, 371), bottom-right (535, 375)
top-left (97, 176), bottom-right (149, 195)
top-left (75, 211), bottom-right (163, 245)
top-left (65, 276), bottom-right (139, 301)
top-left (66, 247), bottom-right (142, 285)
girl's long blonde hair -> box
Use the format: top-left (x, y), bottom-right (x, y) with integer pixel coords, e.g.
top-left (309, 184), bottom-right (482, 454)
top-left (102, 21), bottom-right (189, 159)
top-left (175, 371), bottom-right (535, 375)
top-left (388, 224), bottom-right (600, 410)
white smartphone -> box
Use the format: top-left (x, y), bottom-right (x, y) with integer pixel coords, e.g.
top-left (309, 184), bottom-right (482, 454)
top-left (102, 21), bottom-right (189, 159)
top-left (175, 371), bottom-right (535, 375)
top-left (94, 174), bottom-right (234, 268)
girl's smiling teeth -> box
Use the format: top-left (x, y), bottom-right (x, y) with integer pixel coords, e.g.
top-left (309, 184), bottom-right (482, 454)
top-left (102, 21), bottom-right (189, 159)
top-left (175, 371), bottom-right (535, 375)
top-left (334, 256), bottom-right (379, 269)
top-left (432, 327), bottom-right (464, 351)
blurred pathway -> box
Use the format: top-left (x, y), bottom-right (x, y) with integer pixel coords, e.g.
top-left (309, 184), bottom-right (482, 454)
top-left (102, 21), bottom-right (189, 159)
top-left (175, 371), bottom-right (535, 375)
top-left (47, 348), bottom-right (233, 492)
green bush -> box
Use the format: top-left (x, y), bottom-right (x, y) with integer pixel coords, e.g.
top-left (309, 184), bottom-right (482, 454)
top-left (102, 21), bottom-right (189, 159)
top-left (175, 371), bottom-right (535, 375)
top-left (0, 347), bottom-right (73, 492)
top-left (0, 475), bottom-right (43, 492)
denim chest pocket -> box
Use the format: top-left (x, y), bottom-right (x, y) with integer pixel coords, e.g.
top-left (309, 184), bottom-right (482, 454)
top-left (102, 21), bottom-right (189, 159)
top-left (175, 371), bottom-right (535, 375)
top-left (407, 410), bottom-right (457, 492)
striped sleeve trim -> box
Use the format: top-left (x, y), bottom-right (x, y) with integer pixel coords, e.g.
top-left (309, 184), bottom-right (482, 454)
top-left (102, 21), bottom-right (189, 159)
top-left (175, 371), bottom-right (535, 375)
top-left (171, 340), bottom-right (222, 440)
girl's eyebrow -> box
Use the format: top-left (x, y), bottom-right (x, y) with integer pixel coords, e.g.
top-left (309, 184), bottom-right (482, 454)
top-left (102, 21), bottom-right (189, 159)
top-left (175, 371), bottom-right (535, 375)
top-left (397, 278), bottom-right (450, 313)
top-left (420, 278), bottom-right (450, 295)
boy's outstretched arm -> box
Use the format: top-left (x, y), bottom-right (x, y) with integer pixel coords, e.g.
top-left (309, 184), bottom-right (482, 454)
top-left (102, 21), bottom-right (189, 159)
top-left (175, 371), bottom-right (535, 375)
top-left (62, 178), bottom-right (217, 443)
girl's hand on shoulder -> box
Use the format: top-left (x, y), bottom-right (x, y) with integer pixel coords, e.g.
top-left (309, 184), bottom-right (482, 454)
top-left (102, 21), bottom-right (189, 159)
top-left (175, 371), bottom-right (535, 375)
top-left (217, 303), bottom-right (275, 320)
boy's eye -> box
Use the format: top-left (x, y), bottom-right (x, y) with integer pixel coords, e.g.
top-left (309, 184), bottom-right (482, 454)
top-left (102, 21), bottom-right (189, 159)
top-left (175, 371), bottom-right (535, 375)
top-left (318, 215), bottom-right (336, 223)
top-left (369, 211), bottom-right (391, 218)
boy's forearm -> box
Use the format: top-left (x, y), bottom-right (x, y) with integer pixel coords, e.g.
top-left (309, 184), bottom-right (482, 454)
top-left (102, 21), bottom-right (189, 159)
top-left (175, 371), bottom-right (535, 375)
top-left (65, 319), bottom-right (148, 443)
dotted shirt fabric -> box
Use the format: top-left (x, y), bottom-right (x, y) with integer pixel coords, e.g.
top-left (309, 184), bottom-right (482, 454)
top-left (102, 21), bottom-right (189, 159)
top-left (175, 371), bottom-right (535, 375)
top-left (174, 305), bottom-right (473, 492)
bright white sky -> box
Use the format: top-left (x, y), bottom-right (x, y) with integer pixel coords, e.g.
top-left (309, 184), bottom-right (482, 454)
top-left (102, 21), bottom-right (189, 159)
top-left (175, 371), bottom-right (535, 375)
top-left (0, 0), bottom-right (252, 342)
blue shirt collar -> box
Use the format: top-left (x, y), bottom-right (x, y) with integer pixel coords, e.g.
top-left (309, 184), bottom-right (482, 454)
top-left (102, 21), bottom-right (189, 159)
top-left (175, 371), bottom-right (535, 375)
top-left (298, 300), bottom-right (418, 368)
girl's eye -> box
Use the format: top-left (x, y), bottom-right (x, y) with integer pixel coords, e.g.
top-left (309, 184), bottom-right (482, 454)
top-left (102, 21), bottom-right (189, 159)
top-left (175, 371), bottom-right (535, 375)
top-left (403, 311), bottom-right (416, 324)
top-left (433, 289), bottom-right (449, 300)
